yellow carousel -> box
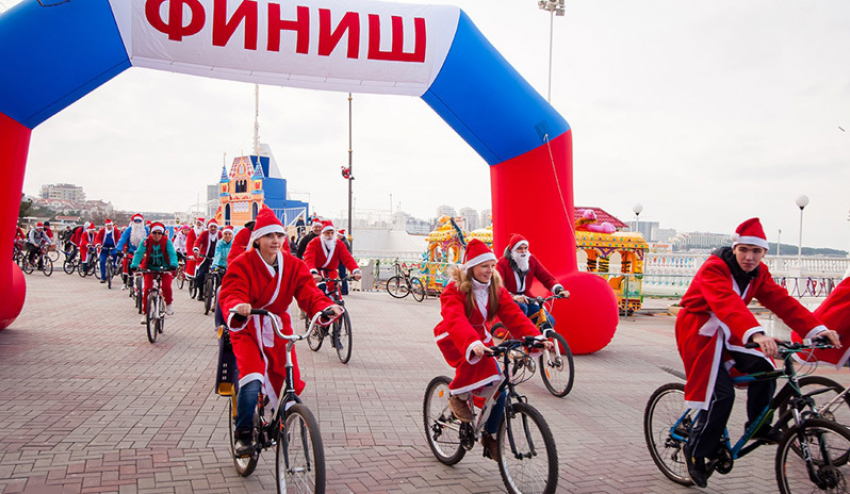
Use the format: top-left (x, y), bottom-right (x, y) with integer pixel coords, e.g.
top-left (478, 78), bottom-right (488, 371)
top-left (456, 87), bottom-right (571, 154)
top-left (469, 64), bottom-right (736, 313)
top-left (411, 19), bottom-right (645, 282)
top-left (420, 216), bottom-right (468, 294)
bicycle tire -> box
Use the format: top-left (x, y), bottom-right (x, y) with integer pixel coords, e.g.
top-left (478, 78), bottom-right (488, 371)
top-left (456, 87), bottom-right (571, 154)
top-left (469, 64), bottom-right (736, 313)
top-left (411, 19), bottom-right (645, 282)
top-left (497, 401), bottom-right (559, 494)
top-left (157, 299), bottom-right (165, 334)
top-left (643, 382), bottom-right (694, 486)
top-left (386, 275), bottom-right (409, 299)
top-left (176, 267), bottom-right (185, 290)
top-left (228, 395), bottom-right (259, 477)
top-left (78, 261), bottom-right (87, 277)
top-left (46, 249), bottom-right (59, 262)
top-left (136, 277), bottom-right (143, 314)
top-left (307, 323), bottom-right (324, 352)
top-left (63, 259), bottom-right (75, 275)
top-left (775, 417), bottom-right (850, 494)
top-left (538, 330), bottom-right (574, 397)
top-left (276, 404), bottom-right (326, 494)
top-left (410, 277), bottom-right (426, 302)
top-left (21, 257), bottom-right (34, 275)
top-left (204, 276), bottom-right (215, 315)
top-left (422, 375), bottom-right (466, 465)
top-left (334, 311), bottom-right (353, 364)
top-left (106, 263), bottom-right (112, 289)
top-left (41, 257), bottom-right (53, 277)
top-left (189, 277), bottom-right (198, 299)
top-left (778, 375), bottom-right (850, 464)
top-left (146, 294), bottom-right (158, 343)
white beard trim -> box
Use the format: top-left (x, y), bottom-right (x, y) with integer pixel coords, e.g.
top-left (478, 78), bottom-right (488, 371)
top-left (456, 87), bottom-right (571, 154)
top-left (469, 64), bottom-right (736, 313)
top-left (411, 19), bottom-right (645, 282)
top-left (512, 251), bottom-right (530, 272)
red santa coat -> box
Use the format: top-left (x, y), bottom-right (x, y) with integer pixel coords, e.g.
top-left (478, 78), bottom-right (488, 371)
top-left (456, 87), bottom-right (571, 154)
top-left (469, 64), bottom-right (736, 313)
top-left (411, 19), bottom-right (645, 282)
top-left (186, 227), bottom-right (201, 277)
top-left (219, 248), bottom-right (333, 406)
top-left (94, 227), bottom-right (121, 248)
top-left (797, 278), bottom-right (850, 367)
top-left (434, 281), bottom-right (542, 394)
top-left (676, 255), bottom-right (826, 410)
top-left (496, 255), bottom-right (562, 296)
top-left (303, 237), bottom-right (359, 281)
top-left (194, 230), bottom-right (221, 260)
top-left (79, 231), bottom-right (97, 263)
top-left (228, 227), bottom-right (252, 264)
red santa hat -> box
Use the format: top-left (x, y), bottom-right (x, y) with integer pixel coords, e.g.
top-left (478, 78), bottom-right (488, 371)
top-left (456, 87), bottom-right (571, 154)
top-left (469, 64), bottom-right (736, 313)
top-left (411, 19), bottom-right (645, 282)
top-left (508, 233), bottom-right (529, 253)
top-left (104, 219), bottom-right (113, 228)
top-left (462, 239), bottom-right (497, 272)
top-left (312, 217), bottom-right (323, 227)
top-left (207, 219), bottom-right (219, 229)
top-left (84, 221), bottom-right (92, 230)
top-left (221, 225), bottom-right (234, 233)
top-left (731, 217), bottom-right (769, 250)
top-left (180, 224), bottom-right (190, 231)
top-left (337, 229), bottom-right (346, 237)
top-left (195, 217), bottom-right (205, 225)
top-left (321, 220), bottom-right (335, 233)
top-left (35, 222), bottom-right (43, 229)
top-left (249, 206), bottom-right (286, 246)
top-left (131, 214), bottom-right (144, 222)
top-left (150, 222), bottom-right (166, 234)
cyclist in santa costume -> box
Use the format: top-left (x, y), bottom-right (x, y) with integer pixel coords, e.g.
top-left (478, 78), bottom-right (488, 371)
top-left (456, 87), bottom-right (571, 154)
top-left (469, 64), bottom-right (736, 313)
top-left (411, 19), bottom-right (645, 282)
top-left (433, 239), bottom-right (550, 460)
top-left (185, 217), bottom-right (204, 284)
top-left (219, 206), bottom-right (342, 454)
top-left (677, 217), bottom-right (839, 487)
top-left (791, 277), bottom-right (850, 367)
top-left (303, 220), bottom-right (362, 290)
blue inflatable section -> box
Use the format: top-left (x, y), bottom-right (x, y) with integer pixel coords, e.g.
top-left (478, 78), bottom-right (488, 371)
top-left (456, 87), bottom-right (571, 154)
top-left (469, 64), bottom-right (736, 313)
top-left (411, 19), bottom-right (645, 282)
top-left (0, 0), bottom-right (129, 129)
top-left (422, 11), bottom-right (569, 166)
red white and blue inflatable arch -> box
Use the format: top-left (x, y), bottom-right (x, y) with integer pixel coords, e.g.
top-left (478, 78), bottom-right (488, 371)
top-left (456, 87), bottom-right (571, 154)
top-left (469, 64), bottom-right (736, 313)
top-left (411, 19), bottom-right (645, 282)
top-left (0, 0), bottom-right (617, 353)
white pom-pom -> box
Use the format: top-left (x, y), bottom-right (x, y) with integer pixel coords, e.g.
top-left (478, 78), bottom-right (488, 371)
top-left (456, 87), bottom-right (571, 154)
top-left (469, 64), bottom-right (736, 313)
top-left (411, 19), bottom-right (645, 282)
top-left (730, 233), bottom-right (740, 242)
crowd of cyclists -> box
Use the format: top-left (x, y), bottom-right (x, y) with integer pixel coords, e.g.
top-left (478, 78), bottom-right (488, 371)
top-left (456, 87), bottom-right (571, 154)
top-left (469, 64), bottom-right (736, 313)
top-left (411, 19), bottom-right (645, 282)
top-left (13, 211), bottom-right (850, 493)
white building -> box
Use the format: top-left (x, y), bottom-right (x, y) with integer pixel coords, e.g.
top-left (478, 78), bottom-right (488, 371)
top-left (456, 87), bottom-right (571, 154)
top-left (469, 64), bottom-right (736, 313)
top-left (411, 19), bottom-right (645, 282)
top-left (40, 183), bottom-right (85, 203)
top-left (671, 231), bottom-right (732, 251)
top-left (480, 209), bottom-right (492, 228)
top-left (459, 207), bottom-right (479, 231)
top-left (436, 205), bottom-right (456, 218)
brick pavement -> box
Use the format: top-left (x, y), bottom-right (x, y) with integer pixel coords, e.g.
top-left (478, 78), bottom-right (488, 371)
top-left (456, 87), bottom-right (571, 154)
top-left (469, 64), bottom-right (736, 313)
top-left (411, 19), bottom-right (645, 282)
top-left (1, 273), bottom-right (848, 493)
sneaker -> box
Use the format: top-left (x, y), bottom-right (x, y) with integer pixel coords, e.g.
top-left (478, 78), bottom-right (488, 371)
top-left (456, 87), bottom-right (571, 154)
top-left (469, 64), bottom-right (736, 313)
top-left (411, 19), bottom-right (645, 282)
top-left (121, 285), bottom-right (128, 291)
top-left (99, 279), bottom-right (106, 284)
top-left (480, 434), bottom-right (499, 461)
top-left (140, 315), bottom-right (147, 325)
top-left (683, 442), bottom-right (708, 488)
top-left (234, 428), bottom-right (253, 456)
top-left (448, 395), bottom-right (473, 423)
top-left (166, 304), bottom-right (174, 315)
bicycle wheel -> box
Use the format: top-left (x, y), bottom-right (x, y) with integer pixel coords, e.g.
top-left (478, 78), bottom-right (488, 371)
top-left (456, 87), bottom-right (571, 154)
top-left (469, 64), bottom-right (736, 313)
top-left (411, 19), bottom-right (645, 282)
top-left (189, 277), bottom-right (198, 299)
top-left (537, 330), bottom-right (574, 397)
top-left (644, 382), bottom-right (694, 486)
top-left (497, 401), bottom-right (558, 494)
top-left (228, 395), bottom-right (259, 477)
top-left (410, 277), bottom-right (426, 302)
top-left (276, 404), bottom-right (326, 494)
top-left (780, 376), bottom-right (850, 427)
top-left (136, 277), bottom-right (143, 314)
top-left (307, 323), bottom-right (324, 352)
top-left (78, 261), bottom-right (87, 277)
top-left (333, 311), bottom-right (352, 364)
top-left (106, 262), bottom-right (113, 288)
top-left (385, 275), bottom-right (409, 299)
top-left (176, 267), bottom-right (185, 290)
top-left (157, 299), bottom-right (165, 334)
top-left (422, 376), bottom-right (466, 465)
top-left (146, 294), bottom-right (158, 343)
top-left (776, 417), bottom-right (850, 494)
top-left (46, 249), bottom-right (59, 262)
top-left (21, 257), bottom-right (34, 275)
top-left (63, 259), bottom-right (75, 275)
top-left (204, 277), bottom-right (215, 315)
top-left (41, 257), bottom-right (53, 277)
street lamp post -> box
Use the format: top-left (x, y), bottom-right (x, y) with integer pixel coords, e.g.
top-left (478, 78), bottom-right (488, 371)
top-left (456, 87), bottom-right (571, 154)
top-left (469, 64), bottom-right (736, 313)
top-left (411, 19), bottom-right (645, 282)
top-left (632, 203), bottom-right (643, 234)
top-left (777, 229), bottom-right (781, 257)
top-left (795, 195), bottom-right (808, 267)
top-left (347, 93), bottom-right (353, 246)
top-left (537, 0), bottom-right (565, 102)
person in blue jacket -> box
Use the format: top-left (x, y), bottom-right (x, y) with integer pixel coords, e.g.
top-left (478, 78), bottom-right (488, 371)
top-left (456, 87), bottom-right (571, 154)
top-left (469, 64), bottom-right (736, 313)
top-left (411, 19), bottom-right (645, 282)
top-left (117, 214), bottom-right (149, 289)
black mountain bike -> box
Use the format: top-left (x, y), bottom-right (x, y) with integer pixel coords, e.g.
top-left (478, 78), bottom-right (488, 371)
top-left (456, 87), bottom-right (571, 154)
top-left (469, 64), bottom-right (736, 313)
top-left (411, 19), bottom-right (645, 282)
top-left (204, 267), bottom-right (224, 315)
top-left (306, 276), bottom-right (353, 364)
top-left (644, 337), bottom-right (850, 493)
top-left (61, 247), bottom-right (79, 275)
top-left (225, 308), bottom-right (328, 493)
top-left (103, 250), bottom-right (122, 289)
top-left (22, 244), bottom-right (53, 277)
top-left (424, 337), bottom-right (559, 494)
top-left (386, 262), bottom-right (426, 302)
top-left (141, 269), bottom-right (169, 343)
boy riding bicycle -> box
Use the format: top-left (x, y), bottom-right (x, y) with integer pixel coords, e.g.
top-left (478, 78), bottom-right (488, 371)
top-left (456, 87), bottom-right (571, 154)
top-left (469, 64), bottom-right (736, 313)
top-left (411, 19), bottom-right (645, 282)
top-left (677, 218), bottom-right (840, 487)
top-left (219, 207), bottom-right (342, 454)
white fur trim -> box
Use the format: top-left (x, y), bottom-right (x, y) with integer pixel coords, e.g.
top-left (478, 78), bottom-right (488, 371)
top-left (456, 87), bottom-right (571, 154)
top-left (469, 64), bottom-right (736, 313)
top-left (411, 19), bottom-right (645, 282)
top-left (462, 252), bottom-right (497, 271)
top-left (805, 325), bottom-right (828, 340)
top-left (238, 372), bottom-right (264, 387)
top-left (250, 224), bottom-right (286, 246)
top-left (511, 240), bottom-right (529, 252)
top-left (450, 374), bottom-right (501, 395)
top-left (733, 235), bottom-right (769, 249)
top-left (466, 341), bottom-right (486, 365)
top-left (150, 225), bottom-right (165, 233)
top-left (227, 312), bottom-right (249, 331)
top-left (322, 224), bottom-right (335, 233)
top-left (434, 332), bottom-right (450, 342)
top-left (742, 326), bottom-right (764, 345)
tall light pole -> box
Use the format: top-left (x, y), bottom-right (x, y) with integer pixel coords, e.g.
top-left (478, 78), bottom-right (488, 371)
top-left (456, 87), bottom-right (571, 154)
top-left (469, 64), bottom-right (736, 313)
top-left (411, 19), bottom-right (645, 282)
top-left (632, 203), bottom-right (643, 234)
top-left (795, 195), bottom-right (809, 266)
top-left (537, 0), bottom-right (565, 102)
top-left (347, 93), bottom-right (353, 245)
top-left (776, 229), bottom-right (781, 256)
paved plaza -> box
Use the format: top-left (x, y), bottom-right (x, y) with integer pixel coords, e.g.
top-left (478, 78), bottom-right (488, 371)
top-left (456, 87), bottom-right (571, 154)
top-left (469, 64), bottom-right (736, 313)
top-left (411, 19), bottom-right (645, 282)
top-left (1, 273), bottom-right (848, 494)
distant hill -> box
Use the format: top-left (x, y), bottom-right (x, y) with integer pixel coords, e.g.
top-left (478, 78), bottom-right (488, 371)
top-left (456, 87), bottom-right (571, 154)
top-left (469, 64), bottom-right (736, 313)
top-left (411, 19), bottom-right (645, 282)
top-left (768, 242), bottom-right (847, 257)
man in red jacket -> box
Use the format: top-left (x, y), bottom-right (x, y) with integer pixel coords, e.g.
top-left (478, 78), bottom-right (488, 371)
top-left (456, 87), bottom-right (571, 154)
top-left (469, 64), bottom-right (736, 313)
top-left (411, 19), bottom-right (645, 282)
top-left (496, 234), bottom-right (565, 329)
top-left (303, 220), bottom-right (361, 294)
top-left (677, 218), bottom-right (840, 487)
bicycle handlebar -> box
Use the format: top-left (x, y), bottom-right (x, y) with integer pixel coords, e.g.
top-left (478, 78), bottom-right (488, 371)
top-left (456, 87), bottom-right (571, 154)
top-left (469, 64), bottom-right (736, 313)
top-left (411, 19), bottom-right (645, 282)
top-left (229, 307), bottom-right (340, 340)
top-left (743, 336), bottom-right (834, 353)
top-left (488, 336), bottom-right (547, 356)
top-left (530, 292), bottom-right (570, 305)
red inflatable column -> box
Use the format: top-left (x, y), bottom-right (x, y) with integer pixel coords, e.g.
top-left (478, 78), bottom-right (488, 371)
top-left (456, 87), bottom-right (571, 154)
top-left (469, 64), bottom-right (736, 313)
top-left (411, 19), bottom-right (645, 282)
top-left (490, 131), bottom-right (618, 354)
top-left (0, 112), bottom-right (31, 330)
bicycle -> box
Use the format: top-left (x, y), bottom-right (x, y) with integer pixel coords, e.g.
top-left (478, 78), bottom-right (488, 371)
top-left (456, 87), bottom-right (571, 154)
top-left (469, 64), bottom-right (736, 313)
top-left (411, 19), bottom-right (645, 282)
top-left (386, 262), bottom-right (426, 302)
top-left (12, 239), bottom-right (24, 266)
top-left (131, 272), bottom-right (144, 314)
top-left (140, 269), bottom-right (170, 343)
top-left (22, 244), bottom-right (53, 277)
top-left (78, 247), bottom-right (99, 278)
top-left (175, 259), bottom-right (186, 290)
top-left (491, 293), bottom-right (575, 398)
top-left (103, 250), bottom-right (122, 289)
top-left (204, 266), bottom-right (225, 316)
top-left (61, 247), bottom-right (79, 275)
top-left (225, 308), bottom-right (327, 493)
top-left (644, 337), bottom-right (850, 493)
top-left (423, 336), bottom-right (559, 494)
top-left (46, 244), bottom-right (59, 263)
top-left (306, 276), bottom-right (353, 364)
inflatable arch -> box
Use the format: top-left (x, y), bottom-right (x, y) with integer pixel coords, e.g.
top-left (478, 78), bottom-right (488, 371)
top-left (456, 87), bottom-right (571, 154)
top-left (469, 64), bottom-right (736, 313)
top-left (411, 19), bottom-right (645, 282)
top-left (0, 0), bottom-right (618, 353)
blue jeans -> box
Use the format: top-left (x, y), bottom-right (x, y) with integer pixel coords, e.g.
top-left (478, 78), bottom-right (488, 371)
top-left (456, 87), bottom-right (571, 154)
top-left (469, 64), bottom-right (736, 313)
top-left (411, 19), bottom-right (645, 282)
top-left (485, 390), bottom-right (507, 435)
top-left (516, 300), bottom-right (556, 329)
top-left (236, 379), bottom-right (262, 429)
top-left (99, 247), bottom-right (117, 279)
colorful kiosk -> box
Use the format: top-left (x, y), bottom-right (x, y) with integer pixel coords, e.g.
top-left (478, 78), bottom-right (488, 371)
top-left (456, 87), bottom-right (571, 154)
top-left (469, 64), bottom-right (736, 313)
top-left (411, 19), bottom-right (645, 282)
top-left (575, 231), bottom-right (648, 313)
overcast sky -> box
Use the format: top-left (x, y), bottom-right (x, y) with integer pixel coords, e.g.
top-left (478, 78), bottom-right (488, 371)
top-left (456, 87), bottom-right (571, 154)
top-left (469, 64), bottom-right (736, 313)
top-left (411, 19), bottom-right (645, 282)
top-left (6, 0), bottom-right (850, 250)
